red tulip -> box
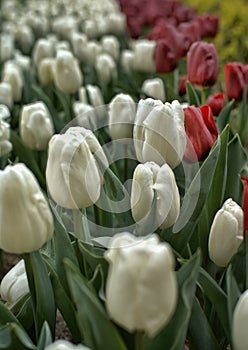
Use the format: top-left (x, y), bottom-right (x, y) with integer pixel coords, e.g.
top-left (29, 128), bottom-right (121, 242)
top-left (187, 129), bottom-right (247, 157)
top-left (187, 41), bottom-right (218, 87)
top-left (225, 62), bottom-right (248, 101)
top-left (194, 14), bottom-right (219, 38)
top-left (178, 21), bottom-right (201, 54)
top-left (241, 176), bottom-right (248, 234)
top-left (179, 76), bottom-right (187, 96)
top-left (154, 39), bottom-right (179, 73)
top-left (206, 93), bottom-right (225, 116)
top-left (184, 105), bottom-right (218, 162)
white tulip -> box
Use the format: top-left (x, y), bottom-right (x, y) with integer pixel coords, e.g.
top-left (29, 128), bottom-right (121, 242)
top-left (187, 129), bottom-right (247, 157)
top-left (37, 58), bottom-right (55, 85)
top-left (131, 161), bottom-right (180, 229)
top-left (0, 163), bottom-right (54, 254)
top-left (133, 99), bottom-right (186, 169)
top-left (0, 105), bottom-right (10, 122)
top-left (101, 35), bottom-right (120, 61)
top-left (0, 34), bottom-right (14, 63)
top-left (95, 53), bottom-right (117, 84)
top-left (232, 289), bottom-right (248, 350)
top-left (15, 24), bottom-right (34, 54)
top-left (0, 120), bottom-right (12, 157)
top-left (105, 233), bottom-right (178, 338)
top-left (208, 198), bottom-right (243, 267)
top-left (2, 62), bottom-right (23, 102)
top-left (0, 259), bottom-right (29, 305)
top-left (45, 340), bottom-right (91, 350)
top-left (106, 13), bottom-right (126, 34)
top-left (141, 78), bottom-right (165, 102)
top-left (20, 102), bottom-right (54, 150)
top-left (108, 93), bottom-right (136, 141)
top-left (82, 41), bottom-right (102, 65)
top-left (133, 40), bottom-right (156, 73)
top-left (0, 82), bottom-right (13, 110)
top-left (120, 49), bottom-right (134, 74)
top-left (70, 32), bottom-right (88, 62)
top-left (32, 39), bottom-right (54, 67)
top-left (79, 85), bottom-right (104, 108)
top-left (54, 51), bottom-right (83, 94)
top-left (46, 127), bottom-right (108, 209)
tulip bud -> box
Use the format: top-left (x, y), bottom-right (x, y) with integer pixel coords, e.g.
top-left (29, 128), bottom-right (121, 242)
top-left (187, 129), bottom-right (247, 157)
top-left (0, 104), bottom-right (10, 122)
top-left (133, 99), bottom-right (186, 169)
top-left (0, 82), bottom-right (13, 110)
top-left (232, 289), bottom-right (248, 350)
top-left (54, 51), bottom-right (83, 94)
top-left (187, 41), bottom-right (218, 87)
top-left (206, 93), bottom-right (225, 116)
top-left (101, 35), bottom-right (120, 61)
top-left (107, 13), bottom-right (126, 34)
top-left (2, 62), bottom-right (23, 102)
top-left (132, 40), bottom-right (156, 73)
top-left (154, 39), bottom-right (179, 74)
top-left (131, 161), bottom-right (180, 229)
top-left (0, 34), bottom-right (14, 63)
top-left (46, 127), bottom-right (108, 209)
top-left (0, 163), bottom-right (54, 254)
top-left (95, 53), bottom-right (117, 84)
top-left (15, 24), bottom-right (34, 54)
top-left (79, 85), bottom-right (104, 108)
top-left (70, 32), bottom-right (88, 62)
top-left (20, 102), bottom-right (54, 150)
top-left (44, 340), bottom-right (91, 350)
top-left (32, 39), bottom-right (54, 67)
top-left (37, 58), bottom-right (55, 85)
top-left (141, 78), bottom-right (165, 102)
top-left (120, 49), bottom-right (134, 74)
top-left (208, 198), bottom-right (243, 267)
top-left (225, 62), bottom-right (247, 102)
top-left (183, 105), bottom-right (218, 163)
top-left (0, 259), bottom-right (29, 305)
top-left (82, 41), bottom-right (102, 64)
top-left (105, 233), bottom-right (178, 338)
top-left (0, 119), bottom-right (12, 157)
top-left (108, 93), bottom-right (136, 141)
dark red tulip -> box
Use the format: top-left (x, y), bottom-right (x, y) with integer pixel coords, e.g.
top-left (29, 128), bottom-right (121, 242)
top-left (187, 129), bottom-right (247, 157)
top-left (194, 14), bottom-right (219, 38)
top-left (206, 93), bottom-right (225, 116)
top-left (184, 105), bottom-right (218, 162)
top-left (178, 21), bottom-right (201, 54)
top-left (154, 38), bottom-right (179, 73)
top-left (241, 176), bottom-right (248, 234)
top-left (225, 62), bottom-right (247, 101)
top-left (179, 76), bottom-right (187, 96)
top-left (187, 41), bottom-right (218, 87)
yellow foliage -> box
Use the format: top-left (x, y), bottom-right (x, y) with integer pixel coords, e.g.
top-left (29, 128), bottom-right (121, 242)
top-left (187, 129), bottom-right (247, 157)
top-left (183, 0), bottom-right (248, 65)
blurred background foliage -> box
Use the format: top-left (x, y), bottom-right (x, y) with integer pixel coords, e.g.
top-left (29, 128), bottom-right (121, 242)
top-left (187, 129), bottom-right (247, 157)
top-left (183, 0), bottom-right (248, 67)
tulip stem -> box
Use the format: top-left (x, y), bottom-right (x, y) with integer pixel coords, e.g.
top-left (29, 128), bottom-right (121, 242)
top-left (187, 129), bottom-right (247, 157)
top-left (73, 209), bottom-right (91, 243)
top-left (201, 87), bottom-right (207, 105)
top-left (135, 332), bottom-right (144, 350)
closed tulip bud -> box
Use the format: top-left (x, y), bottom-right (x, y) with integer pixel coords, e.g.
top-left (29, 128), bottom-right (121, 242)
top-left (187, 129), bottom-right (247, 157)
top-left (0, 259), bottom-right (29, 305)
top-left (101, 35), bottom-right (120, 61)
top-left (95, 53), bottom-right (117, 84)
top-left (232, 290), bottom-right (248, 350)
top-left (105, 233), bottom-right (178, 337)
top-left (208, 198), bottom-right (243, 267)
top-left (133, 99), bottom-right (186, 169)
top-left (84, 20), bottom-right (99, 39)
top-left (73, 101), bottom-right (94, 120)
top-left (108, 93), bottom-right (136, 141)
top-left (132, 40), bottom-right (156, 73)
top-left (38, 58), bottom-right (55, 85)
top-left (32, 39), bottom-right (54, 67)
top-left (13, 52), bottom-right (31, 69)
top-left (225, 62), bottom-right (247, 102)
top-left (120, 49), bottom-right (134, 73)
top-left (46, 127), bottom-right (108, 209)
top-left (0, 163), bottom-right (54, 253)
top-left (206, 93), bottom-right (225, 116)
top-left (154, 39), bottom-right (179, 74)
top-left (0, 34), bottom-right (14, 63)
top-left (54, 51), bottom-right (83, 94)
top-left (187, 41), bottom-right (218, 87)
top-left (20, 102), bottom-right (54, 150)
top-left (15, 24), bottom-right (34, 54)
top-left (45, 340), bottom-right (91, 350)
top-left (2, 62), bottom-right (23, 102)
top-left (107, 13), bottom-right (126, 34)
top-left (0, 104), bottom-right (10, 122)
top-left (79, 85), bottom-right (104, 108)
top-left (184, 105), bottom-right (218, 162)
top-left (82, 41), bottom-right (102, 64)
top-left (0, 82), bottom-right (13, 110)
top-left (131, 162), bottom-right (180, 229)
top-left (141, 78), bottom-right (165, 102)
top-left (0, 120), bottom-right (12, 157)
top-left (70, 32), bottom-right (88, 62)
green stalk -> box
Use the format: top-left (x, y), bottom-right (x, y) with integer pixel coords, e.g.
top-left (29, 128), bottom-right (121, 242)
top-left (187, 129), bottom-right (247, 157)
top-left (201, 87), bottom-right (207, 105)
top-left (135, 332), bottom-right (144, 350)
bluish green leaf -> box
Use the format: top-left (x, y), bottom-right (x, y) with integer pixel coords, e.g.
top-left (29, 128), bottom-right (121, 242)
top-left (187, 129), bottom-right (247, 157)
top-left (0, 323), bottom-right (36, 350)
top-left (216, 100), bottom-right (234, 133)
top-left (186, 81), bottom-right (201, 107)
top-left (37, 322), bottom-right (52, 350)
top-left (65, 259), bottom-right (128, 350)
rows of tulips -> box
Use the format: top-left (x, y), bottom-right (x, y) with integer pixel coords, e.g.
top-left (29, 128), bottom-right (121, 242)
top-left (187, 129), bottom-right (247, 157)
top-left (0, 0), bottom-right (248, 349)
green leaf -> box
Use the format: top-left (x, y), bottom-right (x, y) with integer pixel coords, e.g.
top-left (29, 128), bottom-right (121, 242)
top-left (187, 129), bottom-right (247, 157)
top-left (0, 300), bottom-right (23, 327)
top-left (37, 322), bottom-right (52, 350)
top-left (145, 250), bottom-right (201, 350)
top-left (23, 250), bottom-right (56, 340)
top-left (0, 323), bottom-right (36, 350)
top-left (64, 259), bottom-right (128, 350)
top-left (216, 100), bottom-right (235, 133)
top-left (237, 87), bottom-right (248, 145)
top-left (224, 134), bottom-right (247, 205)
top-left (226, 266), bottom-right (241, 334)
top-left (188, 296), bottom-right (220, 350)
top-left (167, 139), bottom-right (220, 254)
top-left (186, 81), bottom-right (201, 107)
top-left (198, 267), bottom-right (229, 341)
